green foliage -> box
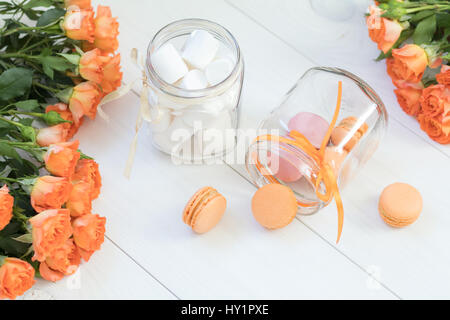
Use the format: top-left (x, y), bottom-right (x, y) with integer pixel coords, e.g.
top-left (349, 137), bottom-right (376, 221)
top-left (14, 100), bottom-right (40, 112)
top-left (0, 142), bottom-right (22, 161)
top-left (413, 15), bottom-right (437, 44)
top-left (42, 110), bottom-right (71, 125)
top-left (37, 8), bottom-right (65, 27)
top-left (0, 68), bottom-right (33, 102)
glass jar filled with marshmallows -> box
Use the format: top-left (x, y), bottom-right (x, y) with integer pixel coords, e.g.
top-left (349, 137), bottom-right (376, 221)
top-left (145, 19), bottom-right (244, 162)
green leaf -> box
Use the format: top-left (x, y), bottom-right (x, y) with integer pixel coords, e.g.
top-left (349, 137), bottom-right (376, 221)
top-left (0, 142), bottom-right (21, 162)
top-left (23, 9), bottom-right (39, 21)
top-left (411, 10), bottom-right (434, 23)
top-left (58, 53), bottom-right (81, 66)
top-left (413, 15), bottom-right (437, 45)
top-left (37, 8), bottom-right (65, 27)
top-left (12, 233), bottom-right (33, 244)
top-left (56, 87), bottom-right (74, 103)
top-left (80, 152), bottom-right (93, 160)
top-left (18, 117), bottom-right (33, 127)
top-left (436, 12), bottom-right (450, 28)
top-left (14, 99), bottom-right (39, 111)
top-left (0, 236), bottom-right (32, 257)
top-left (19, 126), bottom-right (36, 142)
top-left (0, 221), bottom-right (22, 238)
top-left (376, 50), bottom-right (391, 61)
top-left (40, 56), bottom-right (74, 79)
top-left (0, 68), bottom-right (33, 102)
top-left (43, 110), bottom-right (71, 125)
top-left (23, 0), bottom-right (53, 9)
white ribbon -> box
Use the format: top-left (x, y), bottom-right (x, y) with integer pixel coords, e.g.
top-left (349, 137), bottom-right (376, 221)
top-left (123, 48), bottom-right (160, 179)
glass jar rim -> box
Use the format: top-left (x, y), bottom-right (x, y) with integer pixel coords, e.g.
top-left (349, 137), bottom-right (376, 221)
top-left (300, 66), bottom-right (389, 127)
top-left (146, 18), bottom-right (242, 99)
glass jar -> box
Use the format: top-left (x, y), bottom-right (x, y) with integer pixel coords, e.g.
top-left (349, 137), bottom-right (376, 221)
top-left (145, 19), bottom-right (244, 162)
top-left (246, 67), bottom-right (388, 215)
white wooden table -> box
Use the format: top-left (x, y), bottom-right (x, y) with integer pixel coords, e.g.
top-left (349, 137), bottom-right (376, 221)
top-left (24, 0), bottom-right (450, 299)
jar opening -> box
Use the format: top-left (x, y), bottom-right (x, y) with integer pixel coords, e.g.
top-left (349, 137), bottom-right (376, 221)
top-left (246, 139), bottom-right (328, 215)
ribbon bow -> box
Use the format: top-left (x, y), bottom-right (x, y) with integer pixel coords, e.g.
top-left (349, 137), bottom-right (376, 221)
top-left (253, 81), bottom-right (344, 243)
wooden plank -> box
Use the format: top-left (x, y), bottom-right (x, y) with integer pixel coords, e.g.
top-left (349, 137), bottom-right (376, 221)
top-left (19, 239), bottom-right (176, 299)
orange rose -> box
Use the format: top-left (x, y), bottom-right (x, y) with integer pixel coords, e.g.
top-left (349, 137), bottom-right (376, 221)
top-left (44, 140), bottom-right (80, 178)
top-left (29, 209), bottom-right (72, 262)
top-left (72, 213), bottom-right (106, 253)
top-left (62, 9), bottom-right (95, 43)
top-left (387, 45), bottom-right (428, 84)
top-left (30, 176), bottom-right (72, 213)
top-left (66, 181), bottom-right (92, 217)
top-left (0, 185), bottom-right (13, 231)
top-left (100, 53), bottom-right (122, 93)
top-left (69, 81), bottom-right (102, 124)
top-left (0, 257), bottom-right (35, 300)
top-left (436, 65), bottom-right (450, 86)
top-left (420, 84), bottom-right (450, 118)
top-left (77, 245), bottom-right (94, 262)
top-left (366, 5), bottom-right (402, 53)
top-left (64, 0), bottom-right (91, 9)
top-left (418, 113), bottom-right (450, 144)
top-left (39, 239), bottom-right (80, 282)
top-left (36, 124), bottom-right (67, 147)
top-left (39, 261), bottom-right (64, 282)
top-left (91, 5), bottom-right (119, 53)
top-left (79, 48), bottom-right (108, 83)
top-left (394, 87), bottom-right (422, 117)
top-left (45, 103), bottom-right (82, 140)
top-left (72, 159), bottom-right (102, 199)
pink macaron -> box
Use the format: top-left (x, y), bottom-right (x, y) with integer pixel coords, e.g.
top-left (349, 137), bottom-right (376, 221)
top-left (267, 148), bottom-right (305, 182)
top-left (288, 112), bottom-right (330, 149)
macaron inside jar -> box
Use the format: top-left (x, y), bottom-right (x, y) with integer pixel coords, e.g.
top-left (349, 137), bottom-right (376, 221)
top-left (331, 116), bottom-right (368, 152)
top-left (266, 147), bottom-right (306, 183)
top-left (287, 112), bottom-right (330, 149)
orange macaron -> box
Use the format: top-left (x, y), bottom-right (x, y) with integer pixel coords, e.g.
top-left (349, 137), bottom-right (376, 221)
top-left (183, 186), bottom-right (227, 234)
top-left (251, 183), bottom-right (298, 229)
top-left (324, 146), bottom-right (348, 176)
top-left (378, 182), bottom-right (423, 228)
top-left (331, 116), bottom-right (368, 152)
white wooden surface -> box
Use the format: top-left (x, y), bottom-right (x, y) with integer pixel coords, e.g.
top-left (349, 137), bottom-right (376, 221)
top-left (24, 0), bottom-right (450, 299)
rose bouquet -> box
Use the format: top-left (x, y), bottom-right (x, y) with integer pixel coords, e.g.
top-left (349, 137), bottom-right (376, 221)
top-left (0, 0), bottom-right (121, 299)
top-left (366, 0), bottom-right (449, 143)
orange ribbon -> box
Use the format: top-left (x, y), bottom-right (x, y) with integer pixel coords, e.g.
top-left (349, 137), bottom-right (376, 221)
top-left (252, 81), bottom-right (344, 243)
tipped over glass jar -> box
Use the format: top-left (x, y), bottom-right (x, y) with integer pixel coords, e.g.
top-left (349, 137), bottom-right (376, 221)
top-left (145, 19), bottom-right (244, 162)
top-left (246, 67), bottom-right (388, 216)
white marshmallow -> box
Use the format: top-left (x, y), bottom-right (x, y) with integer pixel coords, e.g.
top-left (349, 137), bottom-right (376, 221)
top-left (152, 43), bottom-right (188, 84)
top-left (202, 98), bottom-right (226, 114)
top-left (205, 58), bottom-right (234, 86)
top-left (182, 30), bottom-right (219, 69)
top-left (215, 43), bottom-right (235, 62)
top-left (152, 117), bottom-right (194, 154)
top-left (196, 113), bottom-right (236, 156)
top-left (179, 70), bottom-right (208, 90)
top-left (150, 107), bottom-right (172, 133)
top-left (181, 109), bottom-right (217, 128)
